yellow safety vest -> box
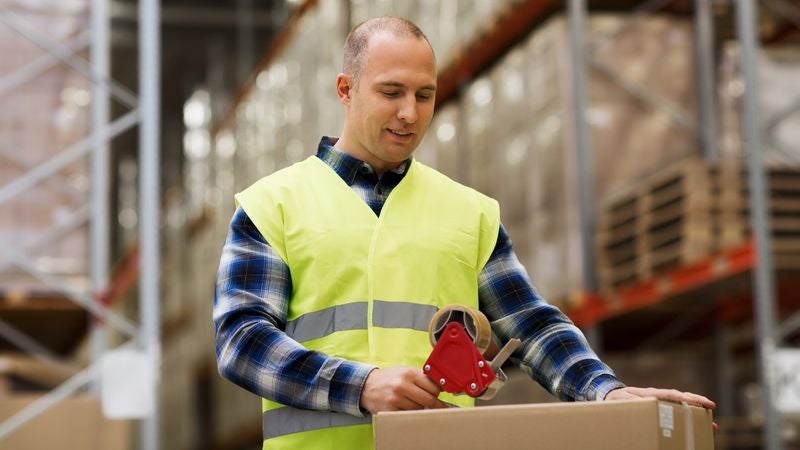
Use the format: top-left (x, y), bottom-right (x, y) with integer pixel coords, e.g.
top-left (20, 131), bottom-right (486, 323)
top-left (235, 156), bottom-right (500, 450)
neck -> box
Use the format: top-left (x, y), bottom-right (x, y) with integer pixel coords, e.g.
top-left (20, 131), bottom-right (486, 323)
top-left (333, 135), bottom-right (402, 177)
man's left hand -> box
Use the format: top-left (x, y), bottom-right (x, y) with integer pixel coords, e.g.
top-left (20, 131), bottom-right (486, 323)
top-left (604, 387), bottom-right (716, 410)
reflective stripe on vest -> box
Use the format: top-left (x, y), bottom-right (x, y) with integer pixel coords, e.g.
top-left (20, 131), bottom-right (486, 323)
top-left (372, 300), bottom-right (436, 332)
top-left (285, 302), bottom-right (368, 342)
top-left (285, 301), bottom-right (437, 342)
top-left (262, 408), bottom-right (371, 441)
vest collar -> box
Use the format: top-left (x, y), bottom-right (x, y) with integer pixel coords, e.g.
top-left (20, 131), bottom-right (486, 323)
top-left (316, 136), bottom-right (412, 185)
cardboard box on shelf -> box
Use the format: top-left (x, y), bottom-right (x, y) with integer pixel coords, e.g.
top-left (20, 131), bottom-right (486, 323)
top-left (0, 395), bottom-right (131, 450)
top-left (0, 353), bottom-right (129, 450)
top-left (373, 399), bottom-right (714, 450)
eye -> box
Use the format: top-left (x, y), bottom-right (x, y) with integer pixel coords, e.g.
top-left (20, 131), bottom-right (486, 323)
top-left (382, 91), bottom-right (400, 98)
top-left (416, 94), bottom-right (432, 102)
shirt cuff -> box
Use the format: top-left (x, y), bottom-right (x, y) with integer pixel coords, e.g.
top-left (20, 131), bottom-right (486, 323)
top-left (329, 360), bottom-right (378, 417)
top-left (587, 374), bottom-right (627, 401)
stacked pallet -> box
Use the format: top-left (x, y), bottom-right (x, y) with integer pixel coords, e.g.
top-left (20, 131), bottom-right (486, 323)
top-left (771, 168), bottom-right (800, 268)
top-left (596, 158), bottom-right (800, 292)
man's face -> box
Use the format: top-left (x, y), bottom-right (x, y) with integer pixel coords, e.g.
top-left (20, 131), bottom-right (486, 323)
top-left (338, 33), bottom-right (437, 171)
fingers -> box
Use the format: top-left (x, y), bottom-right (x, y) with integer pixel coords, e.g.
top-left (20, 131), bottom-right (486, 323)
top-left (605, 387), bottom-right (716, 410)
top-left (413, 370), bottom-right (444, 398)
top-left (648, 388), bottom-right (716, 410)
top-left (359, 366), bottom-right (445, 414)
top-left (404, 389), bottom-right (447, 410)
top-left (407, 372), bottom-right (447, 409)
top-left (680, 392), bottom-right (716, 409)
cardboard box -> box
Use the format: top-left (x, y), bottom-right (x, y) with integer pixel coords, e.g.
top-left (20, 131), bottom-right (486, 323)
top-left (373, 399), bottom-right (714, 450)
top-left (0, 394), bottom-right (131, 450)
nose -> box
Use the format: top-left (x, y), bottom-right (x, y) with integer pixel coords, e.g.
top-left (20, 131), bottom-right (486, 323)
top-left (397, 95), bottom-right (418, 124)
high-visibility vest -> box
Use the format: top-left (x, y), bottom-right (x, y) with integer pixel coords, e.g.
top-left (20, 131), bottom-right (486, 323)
top-left (235, 156), bottom-right (500, 450)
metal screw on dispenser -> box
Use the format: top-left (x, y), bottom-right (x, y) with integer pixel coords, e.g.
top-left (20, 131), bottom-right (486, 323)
top-left (439, 378), bottom-right (446, 386)
top-left (469, 383), bottom-right (478, 391)
top-left (478, 361), bottom-right (484, 368)
top-left (424, 365), bottom-right (431, 372)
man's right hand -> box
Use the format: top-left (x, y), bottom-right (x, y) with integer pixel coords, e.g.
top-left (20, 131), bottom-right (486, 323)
top-left (359, 366), bottom-right (447, 415)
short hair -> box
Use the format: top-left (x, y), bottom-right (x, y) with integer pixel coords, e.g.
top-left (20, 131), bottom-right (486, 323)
top-left (343, 17), bottom-right (434, 87)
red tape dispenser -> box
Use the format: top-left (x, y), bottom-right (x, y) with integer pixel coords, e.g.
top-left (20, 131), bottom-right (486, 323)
top-left (423, 305), bottom-right (520, 399)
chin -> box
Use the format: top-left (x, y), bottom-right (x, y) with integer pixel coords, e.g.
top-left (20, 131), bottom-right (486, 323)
top-left (388, 151), bottom-right (415, 162)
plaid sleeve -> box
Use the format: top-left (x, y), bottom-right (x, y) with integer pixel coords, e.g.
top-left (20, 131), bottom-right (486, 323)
top-left (478, 224), bottom-right (626, 401)
top-left (214, 207), bottom-right (376, 416)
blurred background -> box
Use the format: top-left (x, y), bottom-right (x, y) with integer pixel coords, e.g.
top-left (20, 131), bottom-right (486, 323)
top-left (1, 0), bottom-right (799, 449)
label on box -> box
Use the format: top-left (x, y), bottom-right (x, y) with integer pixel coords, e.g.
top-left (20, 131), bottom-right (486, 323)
top-left (659, 404), bottom-right (674, 437)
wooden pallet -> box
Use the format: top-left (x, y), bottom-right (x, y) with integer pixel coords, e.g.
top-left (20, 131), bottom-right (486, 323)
top-left (596, 158), bottom-right (800, 292)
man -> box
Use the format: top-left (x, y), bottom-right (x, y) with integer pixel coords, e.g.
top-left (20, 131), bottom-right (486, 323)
top-left (214, 16), bottom-right (714, 450)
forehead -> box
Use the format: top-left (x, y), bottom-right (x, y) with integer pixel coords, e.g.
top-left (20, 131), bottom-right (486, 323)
top-left (360, 32), bottom-right (436, 86)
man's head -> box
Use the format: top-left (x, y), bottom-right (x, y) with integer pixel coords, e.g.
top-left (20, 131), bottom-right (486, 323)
top-left (343, 17), bottom-right (433, 88)
top-left (334, 17), bottom-right (437, 174)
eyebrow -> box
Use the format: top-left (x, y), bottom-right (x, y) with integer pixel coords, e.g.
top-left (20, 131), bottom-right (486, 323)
top-left (376, 81), bottom-right (436, 92)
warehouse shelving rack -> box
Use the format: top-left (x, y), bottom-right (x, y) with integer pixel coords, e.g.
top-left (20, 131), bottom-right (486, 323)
top-left (564, 1), bottom-right (796, 449)
top-left (0, 1), bottom-right (161, 449)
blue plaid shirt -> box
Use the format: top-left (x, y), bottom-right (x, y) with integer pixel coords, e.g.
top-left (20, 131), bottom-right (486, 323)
top-left (214, 137), bottom-right (624, 417)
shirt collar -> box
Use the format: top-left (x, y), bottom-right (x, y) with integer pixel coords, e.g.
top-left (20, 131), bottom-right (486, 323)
top-left (316, 136), bottom-right (411, 186)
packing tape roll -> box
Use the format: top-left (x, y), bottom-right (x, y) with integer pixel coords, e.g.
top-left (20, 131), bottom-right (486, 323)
top-left (428, 305), bottom-right (492, 355)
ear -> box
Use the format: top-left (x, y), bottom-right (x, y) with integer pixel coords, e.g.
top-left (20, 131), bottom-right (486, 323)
top-left (336, 73), bottom-right (353, 105)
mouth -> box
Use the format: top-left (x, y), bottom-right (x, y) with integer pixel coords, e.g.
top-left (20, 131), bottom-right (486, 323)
top-left (387, 128), bottom-right (414, 140)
